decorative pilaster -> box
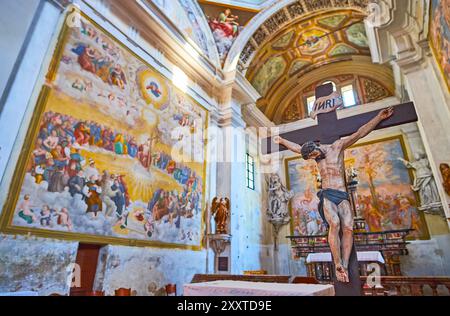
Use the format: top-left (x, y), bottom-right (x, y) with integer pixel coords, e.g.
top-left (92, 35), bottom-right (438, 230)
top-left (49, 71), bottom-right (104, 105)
top-left (366, 0), bottom-right (450, 228)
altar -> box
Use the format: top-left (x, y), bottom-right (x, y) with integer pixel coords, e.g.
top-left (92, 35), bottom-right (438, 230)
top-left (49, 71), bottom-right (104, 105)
top-left (306, 251), bottom-right (386, 282)
top-left (184, 281), bottom-right (335, 296)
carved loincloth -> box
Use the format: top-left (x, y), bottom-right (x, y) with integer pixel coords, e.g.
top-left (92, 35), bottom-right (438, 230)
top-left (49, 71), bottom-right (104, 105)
top-left (317, 189), bottom-right (350, 228)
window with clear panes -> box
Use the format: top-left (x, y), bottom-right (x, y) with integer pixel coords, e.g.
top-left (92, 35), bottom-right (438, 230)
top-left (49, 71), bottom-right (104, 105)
top-left (246, 153), bottom-right (255, 190)
top-left (306, 81), bottom-right (358, 115)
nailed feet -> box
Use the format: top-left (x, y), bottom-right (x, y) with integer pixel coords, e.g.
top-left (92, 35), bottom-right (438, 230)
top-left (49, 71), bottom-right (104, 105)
top-left (336, 264), bottom-right (350, 283)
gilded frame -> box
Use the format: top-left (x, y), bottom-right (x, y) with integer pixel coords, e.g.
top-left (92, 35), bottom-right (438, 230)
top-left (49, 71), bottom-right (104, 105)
top-left (0, 8), bottom-right (210, 251)
top-left (284, 134), bottom-right (430, 240)
top-left (428, 0), bottom-right (450, 92)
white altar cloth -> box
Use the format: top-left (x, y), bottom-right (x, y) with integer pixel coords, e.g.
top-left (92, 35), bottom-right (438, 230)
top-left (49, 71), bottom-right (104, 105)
top-left (306, 251), bottom-right (385, 264)
top-left (184, 281), bottom-right (335, 296)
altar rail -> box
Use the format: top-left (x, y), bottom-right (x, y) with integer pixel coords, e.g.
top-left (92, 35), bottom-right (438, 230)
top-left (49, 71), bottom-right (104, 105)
top-left (361, 277), bottom-right (450, 296)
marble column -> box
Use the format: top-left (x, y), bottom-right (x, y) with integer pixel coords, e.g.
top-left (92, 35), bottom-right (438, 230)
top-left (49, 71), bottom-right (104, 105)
top-left (365, 0), bottom-right (450, 228)
top-left (400, 56), bottom-right (450, 224)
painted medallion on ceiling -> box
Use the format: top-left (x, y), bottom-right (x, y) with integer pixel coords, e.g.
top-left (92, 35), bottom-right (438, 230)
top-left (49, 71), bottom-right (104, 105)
top-left (273, 30), bottom-right (295, 50)
top-left (252, 56), bottom-right (287, 96)
top-left (248, 10), bottom-right (371, 99)
top-left (318, 14), bottom-right (347, 28)
top-left (346, 22), bottom-right (369, 47)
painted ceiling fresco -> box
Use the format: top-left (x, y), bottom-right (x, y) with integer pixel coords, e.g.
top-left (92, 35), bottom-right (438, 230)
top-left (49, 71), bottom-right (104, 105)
top-left (151, 0), bottom-right (214, 60)
top-left (247, 10), bottom-right (371, 98)
top-left (200, 0), bottom-right (270, 11)
top-left (199, 1), bottom-right (258, 63)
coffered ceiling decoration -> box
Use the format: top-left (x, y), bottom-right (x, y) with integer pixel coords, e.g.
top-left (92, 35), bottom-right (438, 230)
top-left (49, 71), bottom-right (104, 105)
top-left (233, 0), bottom-right (370, 71)
top-left (246, 10), bottom-right (371, 98)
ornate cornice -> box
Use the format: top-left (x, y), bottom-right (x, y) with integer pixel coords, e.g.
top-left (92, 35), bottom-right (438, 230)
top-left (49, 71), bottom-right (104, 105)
top-left (366, 0), bottom-right (431, 73)
top-left (242, 103), bottom-right (276, 128)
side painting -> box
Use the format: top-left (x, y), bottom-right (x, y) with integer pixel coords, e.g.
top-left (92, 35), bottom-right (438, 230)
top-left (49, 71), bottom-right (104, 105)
top-left (286, 136), bottom-right (427, 239)
top-left (0, 12), bottom-right (208, 249)
top-left (430, 0), bottom-right (450, 90)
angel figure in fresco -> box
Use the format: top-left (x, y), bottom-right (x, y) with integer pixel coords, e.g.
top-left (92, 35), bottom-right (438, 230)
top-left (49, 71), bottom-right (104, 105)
top-left (109, 64), bottom-right (127, 89)
top-left (57, 208), bottom-right (73, 231)
top-left (209, 9), bottom-right (240, 38)
top-left (80, 20), bottom-right (97, 39)
top-left (17, 195), bottom-right (38, 224)
top-left (211, 197), bottom-right (230, 235)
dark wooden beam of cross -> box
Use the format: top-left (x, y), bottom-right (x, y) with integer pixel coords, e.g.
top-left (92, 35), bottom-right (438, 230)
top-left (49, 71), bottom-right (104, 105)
top-left (263, 83), bottom-right (418, 296)
top-left (263, 84), bottom-right (418, 153)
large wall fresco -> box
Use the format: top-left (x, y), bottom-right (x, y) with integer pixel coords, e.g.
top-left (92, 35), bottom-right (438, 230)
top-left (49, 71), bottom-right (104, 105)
top-left (0, 13), bottom-right (208, 249)
top-left (430, 0), bottom-right (450, 91)
top-left (286, 136), bottom-right (428, 239)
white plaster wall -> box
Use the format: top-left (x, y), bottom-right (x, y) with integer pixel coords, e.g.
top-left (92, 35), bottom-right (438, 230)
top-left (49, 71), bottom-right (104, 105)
top-left (0, 235), bottom-right (78, 296)
top-left (93, 245), bottom-right (208, 296)
top-left (229, 126), bottom-right (265, 274)
top-left (259, 244), bottom-right (307, 276)
top-left (401, 234), bottom-right (450, 276)
top-left (0, 0), bottom-right (41, 99)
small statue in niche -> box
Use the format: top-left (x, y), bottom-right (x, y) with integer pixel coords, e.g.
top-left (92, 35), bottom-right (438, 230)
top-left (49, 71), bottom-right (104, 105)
top-left (398, 153), bottom-right (442, 213)
top-left (211, 197), bottom-right (230, 235)
top-left (266, 173), bottom-right (294, 221)
top-left (440, 163), bottom-right (450, 196)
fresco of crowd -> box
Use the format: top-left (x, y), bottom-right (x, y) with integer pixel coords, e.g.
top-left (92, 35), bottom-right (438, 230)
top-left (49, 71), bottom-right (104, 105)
top-left (19, 110), bottom-right (203, 234)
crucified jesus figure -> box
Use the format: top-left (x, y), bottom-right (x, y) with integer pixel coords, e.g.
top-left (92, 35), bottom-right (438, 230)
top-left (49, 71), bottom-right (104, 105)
top-left (274, 107), bottom-right (394, 283)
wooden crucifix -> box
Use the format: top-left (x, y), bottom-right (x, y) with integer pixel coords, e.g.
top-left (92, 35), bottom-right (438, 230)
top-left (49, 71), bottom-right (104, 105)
top-left (265, 83), bottom-right (418, 296)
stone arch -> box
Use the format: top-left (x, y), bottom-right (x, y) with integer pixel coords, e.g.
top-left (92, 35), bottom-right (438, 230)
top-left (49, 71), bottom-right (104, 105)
top-left (223, 0), bottom-right (370, 73)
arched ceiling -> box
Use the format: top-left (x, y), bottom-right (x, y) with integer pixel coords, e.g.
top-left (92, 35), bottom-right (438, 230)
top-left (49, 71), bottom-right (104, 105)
top-left (240, 8), bottom-right (395, 123)
top-left (246, 9), bottom-right (371, 98)
top-left (257, 57), bottom-right (395, 122)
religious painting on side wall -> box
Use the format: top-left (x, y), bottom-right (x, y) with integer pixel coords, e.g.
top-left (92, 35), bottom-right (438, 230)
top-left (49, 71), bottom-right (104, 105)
top-left (285, 158), bottom-right (327, 236)
top-left (0, 11), bottom-right (208, 249)
top-left (430, 0), bottom-right (450, 91)
top-left (286, 136), bottom-right (428, 239)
